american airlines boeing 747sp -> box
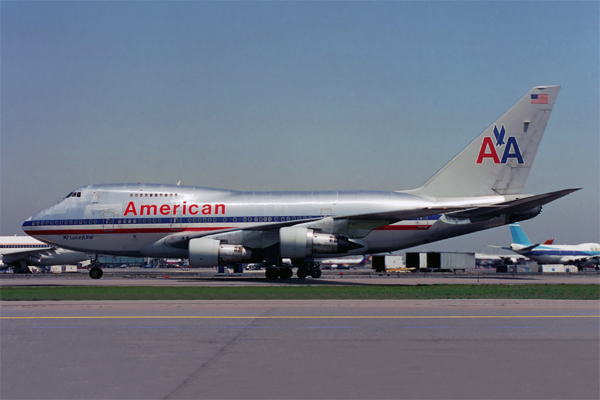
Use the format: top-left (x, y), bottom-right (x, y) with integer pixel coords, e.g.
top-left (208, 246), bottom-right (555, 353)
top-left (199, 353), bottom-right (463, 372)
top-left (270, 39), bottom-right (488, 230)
top-left (23, 86), bottom-right (578, 279)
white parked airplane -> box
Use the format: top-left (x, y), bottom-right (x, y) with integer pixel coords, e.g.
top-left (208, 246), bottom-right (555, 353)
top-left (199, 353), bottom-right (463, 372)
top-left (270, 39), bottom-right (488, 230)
top-left (317, 255), bottom-right (372, 269)
top-left (23, 86), bottom-right (578, 279)
top-left (0, 236), bottom-right (90, 273)
top-left (245, 255), bottom-right (371, 271)
top-left (506, 224), bottom-right (600, 267)
top-left (479, 238), bottom-right (554, 267)
top-left (475, 253), bottom-right (524, 268)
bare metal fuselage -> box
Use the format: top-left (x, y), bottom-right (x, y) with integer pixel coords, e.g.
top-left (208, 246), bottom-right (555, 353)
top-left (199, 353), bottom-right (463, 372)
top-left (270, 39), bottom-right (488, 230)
top-left (23, 183), bottom-right (512, 260)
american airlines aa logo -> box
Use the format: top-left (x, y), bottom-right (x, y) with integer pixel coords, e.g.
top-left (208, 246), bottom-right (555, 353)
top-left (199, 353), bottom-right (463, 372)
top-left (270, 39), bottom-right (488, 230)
top-left (476, 125), bottom-right (523, 164)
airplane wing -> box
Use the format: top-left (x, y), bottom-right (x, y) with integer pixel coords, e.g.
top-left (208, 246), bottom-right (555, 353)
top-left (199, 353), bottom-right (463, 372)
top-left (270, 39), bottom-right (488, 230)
top-left (164, 206), bottom-right (463, 246)
top-left (1, 248), bottom-right (56, 264)
top-left (163, 188), bottom-right (578, 247)
top-left (309, 206), bottom-right (464, 238)
top-left (562, 256), bottom-right (600, 265)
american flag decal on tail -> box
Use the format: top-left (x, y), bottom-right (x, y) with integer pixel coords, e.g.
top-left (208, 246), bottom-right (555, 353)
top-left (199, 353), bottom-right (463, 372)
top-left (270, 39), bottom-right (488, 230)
top-left (531, 94), bottom-right (548, 104)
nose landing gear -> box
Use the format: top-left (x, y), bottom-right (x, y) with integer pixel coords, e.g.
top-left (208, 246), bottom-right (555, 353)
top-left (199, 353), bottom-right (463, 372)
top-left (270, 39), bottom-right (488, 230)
top-left (89, 266), bottom-right (103, 279)
top-left (88, 254), bottom-right (103, 279)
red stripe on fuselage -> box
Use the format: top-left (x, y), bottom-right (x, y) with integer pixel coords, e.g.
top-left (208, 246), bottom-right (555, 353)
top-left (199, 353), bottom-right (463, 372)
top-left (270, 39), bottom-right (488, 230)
top-left (22, 227), bottom-right (234, 235)
top-left (24, 223), bottom-right (431, 236)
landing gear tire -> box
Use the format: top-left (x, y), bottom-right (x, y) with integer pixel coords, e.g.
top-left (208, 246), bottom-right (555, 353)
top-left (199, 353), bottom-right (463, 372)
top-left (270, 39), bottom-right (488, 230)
top-left (310, 268), bottom-right (322, 278)
top-left (279, 267), bottom-right (293, 280)
top-left (296, 268), bottom-right (307, 279)
top-left (265, 268), bottom-right (279, 280)
top-left (89, 266), bottom-right (103, 279)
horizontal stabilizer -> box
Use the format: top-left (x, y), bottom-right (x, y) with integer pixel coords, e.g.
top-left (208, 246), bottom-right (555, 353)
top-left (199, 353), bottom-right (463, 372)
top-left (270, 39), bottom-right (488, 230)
top-left (520, 243), bottom-right (541, 252)
top-left (448, 188), bottom-right (580, 220)
top-left (487, 245), bottom-right (511, 250)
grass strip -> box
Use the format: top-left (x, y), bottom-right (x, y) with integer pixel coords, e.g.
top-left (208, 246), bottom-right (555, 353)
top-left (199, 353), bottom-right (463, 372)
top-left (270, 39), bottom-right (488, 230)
top-left (0, 284), bottom-right (598, 301)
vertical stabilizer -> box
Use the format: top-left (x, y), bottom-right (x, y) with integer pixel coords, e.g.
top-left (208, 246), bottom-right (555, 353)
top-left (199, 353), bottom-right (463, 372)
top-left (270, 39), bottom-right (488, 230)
top-left (510, 223), bottom-right (532, 246)
top-left (416, 86), bottom-right (560, 197)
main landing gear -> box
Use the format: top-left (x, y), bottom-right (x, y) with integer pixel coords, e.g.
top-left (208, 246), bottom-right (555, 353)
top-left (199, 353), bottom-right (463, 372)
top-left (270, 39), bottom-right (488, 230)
top-left (265, 266), bottom-right (294, 280)
top-left (295, 267), bottom-right (321, 279)
top-left (264, 263), bottom-right (321, 280)
top-left (296, 261), bottom-right (321, 279)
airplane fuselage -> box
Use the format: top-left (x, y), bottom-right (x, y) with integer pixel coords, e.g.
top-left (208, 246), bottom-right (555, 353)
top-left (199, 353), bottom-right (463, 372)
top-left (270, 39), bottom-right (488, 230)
top-left (0, 236), bottom-right (89, 268)
top-left (23, 183), bottom-right (516, 260)
top-left (511, 243), bottom-right (600, 265)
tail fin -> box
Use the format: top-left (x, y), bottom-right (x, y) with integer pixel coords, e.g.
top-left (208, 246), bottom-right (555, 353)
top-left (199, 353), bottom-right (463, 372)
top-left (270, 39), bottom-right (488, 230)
top-left (415, 86), bottom-right (560, 197)
top-left (510, 223), bottom-right (532, 246)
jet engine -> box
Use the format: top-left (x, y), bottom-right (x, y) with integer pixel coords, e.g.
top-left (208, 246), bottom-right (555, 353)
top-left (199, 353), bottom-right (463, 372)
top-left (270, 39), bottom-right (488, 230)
top-left (279, 227), bottom-right (349, 258)
top-left (189, 238), bottom-right (252, 267)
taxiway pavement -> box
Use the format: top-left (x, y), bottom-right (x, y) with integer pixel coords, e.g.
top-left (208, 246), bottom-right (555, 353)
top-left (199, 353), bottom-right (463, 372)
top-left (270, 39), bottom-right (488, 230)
top-left (1, 299), bottom-right (599, 399)
top-left (1, 268), bottom-right (599, 287)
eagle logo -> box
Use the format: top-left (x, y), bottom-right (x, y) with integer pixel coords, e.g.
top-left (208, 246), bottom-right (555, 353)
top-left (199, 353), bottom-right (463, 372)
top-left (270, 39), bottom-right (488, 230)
top-left (493, 125), bottom-right (506, 146)
top-left (476, 125), bottom-right (523, 164)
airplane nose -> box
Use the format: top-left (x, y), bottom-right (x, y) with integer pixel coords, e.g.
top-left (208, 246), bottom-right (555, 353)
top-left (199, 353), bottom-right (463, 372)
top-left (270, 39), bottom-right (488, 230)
top-left (22, 216), bottom-right (34, 234)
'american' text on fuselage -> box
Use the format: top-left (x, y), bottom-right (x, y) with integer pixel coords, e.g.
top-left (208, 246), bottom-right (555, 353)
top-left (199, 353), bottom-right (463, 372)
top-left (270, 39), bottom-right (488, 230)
top-left (123, 201), bottom-right (225, 216)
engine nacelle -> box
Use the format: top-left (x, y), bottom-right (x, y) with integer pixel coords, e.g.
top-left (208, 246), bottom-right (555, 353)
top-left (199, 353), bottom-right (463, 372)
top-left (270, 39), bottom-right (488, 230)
top-left (189, 238), bottom-right (251, 267)
top-left (279, 227), bottom-right (348, 258)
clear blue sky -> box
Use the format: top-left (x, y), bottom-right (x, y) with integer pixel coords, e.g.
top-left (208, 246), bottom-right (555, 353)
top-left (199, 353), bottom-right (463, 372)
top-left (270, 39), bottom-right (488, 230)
top-left (2, 1), bottom-right (598, 252)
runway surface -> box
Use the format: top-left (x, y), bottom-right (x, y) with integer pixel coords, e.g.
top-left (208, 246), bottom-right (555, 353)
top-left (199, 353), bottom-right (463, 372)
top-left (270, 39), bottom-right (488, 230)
top-left (2, 268), bottom-right (599, 286)
top-left (1, 300), bottom-right (599, 399)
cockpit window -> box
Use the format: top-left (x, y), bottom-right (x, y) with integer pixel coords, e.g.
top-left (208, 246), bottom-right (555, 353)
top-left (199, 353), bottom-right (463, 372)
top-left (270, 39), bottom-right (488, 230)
top-left (64, 191), bottom-right (82, 198)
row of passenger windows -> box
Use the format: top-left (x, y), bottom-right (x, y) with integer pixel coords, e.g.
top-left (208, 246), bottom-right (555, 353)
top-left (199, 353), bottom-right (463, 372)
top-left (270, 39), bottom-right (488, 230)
top-left (28, 216), bottom-right (317, 226)
top-left (31, 220), bottom-right (99, 226)
top-left (65, 192), bottom-right (178, 199)
top-left (130, 193), bottom-right (178, 198)
top-left (0, 244), bottom-right (50, 248)
top-left (111, 216), bottom-right (313, 224)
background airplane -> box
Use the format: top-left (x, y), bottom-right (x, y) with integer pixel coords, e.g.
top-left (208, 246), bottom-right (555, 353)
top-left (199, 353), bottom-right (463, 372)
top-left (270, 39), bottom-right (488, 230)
top-left (478, 238), bottom-right (554, 268)
top-left (317, 255), bottom-right (372, 269)
top-left (506, 224), bottom-right (600, 268)
top-left (475, 253), bottom-right (524, 268)
top-left (22, 86), bottom-right (577, 279)
top-left (244, 255), bottom-right (371, 271)
top-left (0, 236), bottom-right (90, 273)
